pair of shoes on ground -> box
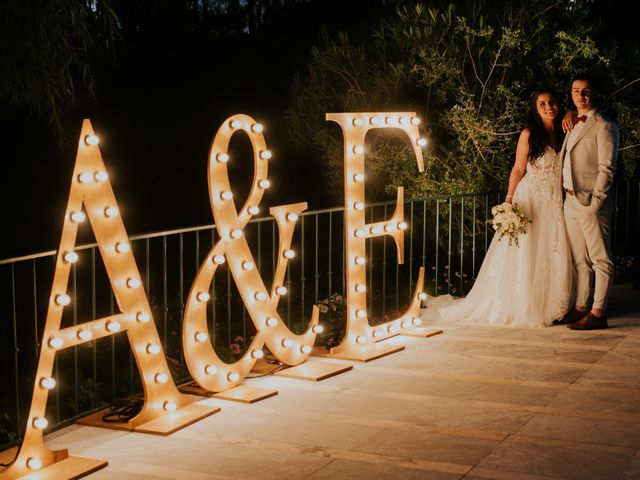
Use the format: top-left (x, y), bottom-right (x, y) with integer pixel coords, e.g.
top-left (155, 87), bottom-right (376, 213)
top-left (553, 308), bottom-right (608, 330)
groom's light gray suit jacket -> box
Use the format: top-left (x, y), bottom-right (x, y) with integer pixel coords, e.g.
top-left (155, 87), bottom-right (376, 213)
top-left (559, 110), bottom-right (619, 210)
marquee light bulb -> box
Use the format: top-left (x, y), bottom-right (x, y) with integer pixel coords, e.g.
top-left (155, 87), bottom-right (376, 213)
top-left (137, 312), bottom-right (150, 323)
top-left (78, 172), bottom-right (93, 184)
top-left (242, 261), bottom-right (254, 271)
top-left (254, 291), bottom-right (267, 301)
top-left (127, 277), bottom-right (141, 288)
top-left (195, 331), bottom-right (208, 342)
top-left (231, 229), bottom-right (243, 239)
top-left (385, 223), bottom-right (397, 232)
top-left (353, 173), bottom-right (365, 183)
top-left (276, 286), bottom-right (287, 295)
top-left (401, 319), bottom-right (412, 329)
top-left (356, 335), bottom-right (367, 344)
top-left (204, 364), bottom-right (218, 375)
top-left (300, 345), bottom-right (312, 354)
top-left (286, 212), bottom-right (298, 222)
top-left (77, 329), bottom-right (92, 341)
top-left (213, 254), bottom-right (226, 265)
top-left (259, 150), bottom-right (272, 160)
top-left (104, 206), bottom-right (119, 218)
top-left (220, 191), bottom-right (233, 201)
top-left (84, 134), bottom-right (100, 146)
top-left (251, 123), bottom-right (264, 133)
top-left (146, 343), bottom-right (161, 355)
top-left (373, 329), bottom-right (384, 338)
top-left (115, 242), bottom-right (130, 254)
top-left (40, 377), bottom-right (56, 390)
top-left (227, 372), bottom-right (240, 382)
top-left (197, 292), bottom-right (210, 302)
top-left (155, 373), bottom-right (169, 384)
top-left (216, 153), bottom-right (230, 163)
top-left (355, 229), bottom-right (366, 238)
top-left (354, 256), bottom-right (365, 265)
top-left (63, 251), bottom-right (79, 263)
top-left (26, 457), bottom-right (42, 471)
top-left (353, 145), bottom-right (364, 154)
top-left (398, 221), bottom-right (408, 230)
top-left (283, 249), bottom-right (295, 259)
top-left (370, 225), bottom-right (383, 234)
top-left (259, 179), bottom-right (271, 189)
top-left (355, 283), bottom-right (366, 293)
top-left (388, 324), bottom-right (399, 334)
top-left (417, 137), bottom-right (428, 147)
top-left (248, 205), bottom-right (260, 215)
top-left (411, 117), bottom-right (421, 125)
top-left (230, 119), bottom-right (242, 129)
top-left (418, 292), bottom-right (428, 300)
top-left (412, 317), bottom-right (423, 326)
top-left (251, 349), bottom-right (264, 359)
top-left (352, 117), bottom-right (363, 126)
top-left (400, 116), bottom-right (410, 125)
top-left (48, 336), bottom-right (63, 349)
top-left (55, 294), bottom-right (71, 306)
top-left (106, 320), bottom-right (121, 332)
top-left (354, 201), bottom-right (364, 211)
top-left (266, 317), bottom-right (277, 327)
top-left (70, 211), bottom-right (86, 223)
top-left (356, 309), bottom-right (366, 319)
top-left (163, 401), bottom-right (177, 412)
top-left (94, 171), bottom-right (109, 182)
top-left (32, 417), bottom-right (48, 430)
top-left (370, 116), bottom-right (383, 125)
top-left (385, 116), bottom-right (397, 125)
top-left (281, 338), bottom-right (293, 348)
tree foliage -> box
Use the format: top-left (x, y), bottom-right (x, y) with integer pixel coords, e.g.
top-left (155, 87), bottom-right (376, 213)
top-left (287, 0), bottom-right (640, 201)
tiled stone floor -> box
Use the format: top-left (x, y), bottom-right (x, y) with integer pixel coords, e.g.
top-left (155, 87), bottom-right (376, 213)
top-left (46, 283), bottom-right (640, 479)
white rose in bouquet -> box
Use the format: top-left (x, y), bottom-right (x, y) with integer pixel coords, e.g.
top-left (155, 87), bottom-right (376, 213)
top-left (488, 202), bottom-right (530, 246)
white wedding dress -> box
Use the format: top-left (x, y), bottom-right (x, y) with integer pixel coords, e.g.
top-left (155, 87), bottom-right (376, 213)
top-left (424, 146), bottom-right (573, 327)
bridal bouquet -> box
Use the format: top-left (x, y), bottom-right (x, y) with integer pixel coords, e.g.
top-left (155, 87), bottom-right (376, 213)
top-left (489, 202), bottom-right (530, 247)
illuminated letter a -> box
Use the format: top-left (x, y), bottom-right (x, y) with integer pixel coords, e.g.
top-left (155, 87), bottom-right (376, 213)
top-left (0, 120), bottom-right (217, 480)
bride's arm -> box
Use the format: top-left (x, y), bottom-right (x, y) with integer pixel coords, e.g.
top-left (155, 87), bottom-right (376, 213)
top-left (505, 129), bottom-right (530, 204)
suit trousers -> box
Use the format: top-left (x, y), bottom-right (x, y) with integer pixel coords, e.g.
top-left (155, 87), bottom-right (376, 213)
top-left (563, 195), bottom-right (613, 310)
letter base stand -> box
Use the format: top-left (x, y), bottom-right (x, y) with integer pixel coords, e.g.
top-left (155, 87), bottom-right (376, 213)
top-left (312, 343), bottom-right (404, 362)
top-left (400, 328), bottom-right (444, 339)
top-left (0, 447), bottom-right (107, 480)
top-left (212, 385), bottom-right (278, 403)
top-left (77, 396), bottom-right (219, 435)
top-left (274, 360), bottom-right (353, 381)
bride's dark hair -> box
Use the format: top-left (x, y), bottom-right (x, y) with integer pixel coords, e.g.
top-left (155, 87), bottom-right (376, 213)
top-left (526, 89), bottom-right (563, 162)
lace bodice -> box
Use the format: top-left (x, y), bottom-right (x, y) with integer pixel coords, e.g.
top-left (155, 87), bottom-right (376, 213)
top-left (525, 146), bottom-right (561, 179)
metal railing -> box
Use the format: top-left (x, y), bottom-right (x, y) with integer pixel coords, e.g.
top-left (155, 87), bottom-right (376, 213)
top-left (1, 183), bottom-right (638, 449)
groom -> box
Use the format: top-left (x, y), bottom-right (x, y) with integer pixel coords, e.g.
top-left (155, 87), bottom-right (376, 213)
top-left (557, 74), bottom-right (619, 330)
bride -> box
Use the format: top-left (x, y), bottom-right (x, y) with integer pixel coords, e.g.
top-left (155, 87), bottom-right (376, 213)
top-left (425, 89), bottom-right (573, 327)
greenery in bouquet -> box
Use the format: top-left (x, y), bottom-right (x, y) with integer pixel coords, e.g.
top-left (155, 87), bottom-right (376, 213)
top-left (489, 202), bottom-right (530, 247)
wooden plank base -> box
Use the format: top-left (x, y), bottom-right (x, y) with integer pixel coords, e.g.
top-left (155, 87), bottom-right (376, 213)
top-left (274, 360), bottom-right (353, 381)
top-left (400, 328), bottom-right (444, 338)
top-left (312, 343), bottom-right (405, 362)
top-left (211, 385), bottom-right (278, 403)
top-left (77, 396), bottom-right (219, 435)
top-left (0, 447), bottom-right (107, 480)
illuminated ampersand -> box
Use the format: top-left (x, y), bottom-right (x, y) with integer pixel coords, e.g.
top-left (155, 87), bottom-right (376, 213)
top-left (325, 112), bottom-right (428, 359)
top-left (183, 114), bottom-right (320, 393)
top-left (0, 120), bottom-right (215, 480)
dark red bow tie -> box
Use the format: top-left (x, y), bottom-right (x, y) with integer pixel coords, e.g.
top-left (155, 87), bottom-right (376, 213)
top-left (574, 115), bottom-right (588, 125)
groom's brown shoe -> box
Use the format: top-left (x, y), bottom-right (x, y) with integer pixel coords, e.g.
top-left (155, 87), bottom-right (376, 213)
top-left (553, 308), bottom-right (586, 325)
top-left (568, 312), bottom-right (608, 330)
